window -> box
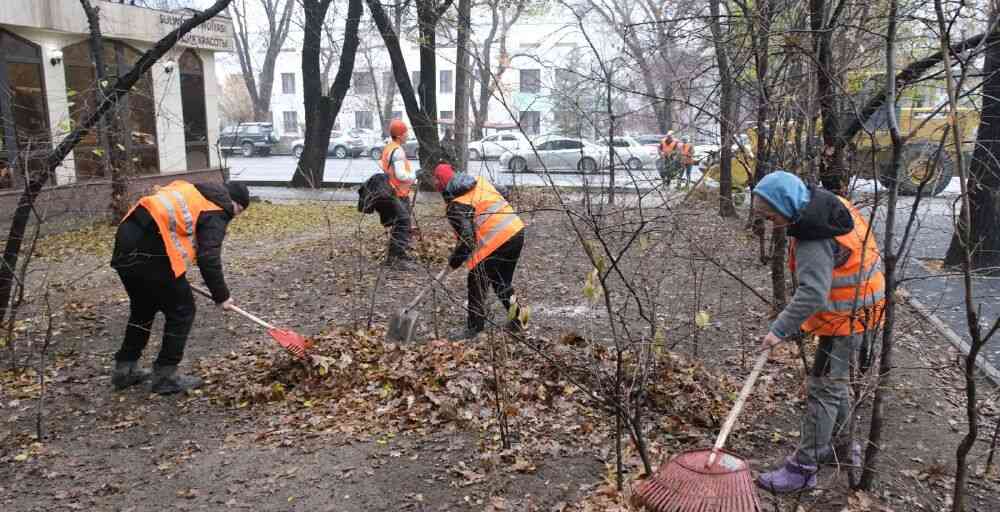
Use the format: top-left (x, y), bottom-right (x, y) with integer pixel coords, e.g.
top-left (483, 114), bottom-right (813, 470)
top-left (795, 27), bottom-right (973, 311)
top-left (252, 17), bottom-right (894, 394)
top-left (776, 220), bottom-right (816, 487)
top-left (0, 30), bottom-right (49, 188)
top-left (281, 73), bottom-right (296, 94)
top-left (501, 134), bottom-right (518, 142)
top-left (440, 110), bottom-right (454, 120)
top-left (383, 71), bottom-right (394, 93)
top-left (411, 71), bottom-right (421, 89)
top-left (179, 50), bottom-right (209, 170)
top-left (355, 111), bottom-right (374, 130)
top-left (391, 111), bottom-right (403, 119)
top-left (564, 140), bottom-right (584, 150)
top-left (519, 111), bottom-right (540, 135)
top-left (520, 69), bottom-right (541, 93)
top-left (440, 70), bottom-right (453, 93)
top-left (355, 72), bottom-right (374, 94)
top-left (282, 111), bottom-right (299, 134)
top-left (537, 140), bottom-right (557, 151)
top-left (64, 39), bottom-right (159, 179)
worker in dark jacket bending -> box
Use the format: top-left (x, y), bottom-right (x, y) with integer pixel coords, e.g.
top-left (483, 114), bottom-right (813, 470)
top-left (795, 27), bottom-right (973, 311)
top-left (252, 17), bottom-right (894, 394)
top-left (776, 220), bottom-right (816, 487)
top-left (110, 180), bottom-right (250, 395)
top-left (752, 171), bottom-right (885, 493)
top-left (431, 163), bottom-right (526, 340)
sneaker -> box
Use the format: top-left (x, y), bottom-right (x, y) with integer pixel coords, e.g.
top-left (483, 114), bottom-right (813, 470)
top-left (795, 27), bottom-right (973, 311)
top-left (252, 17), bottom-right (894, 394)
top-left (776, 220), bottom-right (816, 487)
top-left (505, 318), bottom-right (525, 335)
top-left (111, 360), bottom-right (150, 390)
top-left (151, 365), bottom-right (203, 395)
top-left (384, 255), bottom-right (417, 271)
top-left (757, 456), bottom-right (817, 494)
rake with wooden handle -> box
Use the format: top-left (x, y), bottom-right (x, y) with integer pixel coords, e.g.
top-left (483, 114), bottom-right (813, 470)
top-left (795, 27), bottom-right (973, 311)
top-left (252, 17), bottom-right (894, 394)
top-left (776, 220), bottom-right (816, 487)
top-left (191, 285), bottom-right (311, 359)
top-left (633, 347), bottom-right (771, 512)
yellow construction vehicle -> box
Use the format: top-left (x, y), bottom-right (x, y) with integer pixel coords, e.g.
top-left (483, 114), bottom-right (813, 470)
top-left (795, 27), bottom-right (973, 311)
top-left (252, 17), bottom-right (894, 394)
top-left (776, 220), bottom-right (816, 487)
top-left (703, 77), bottom-right (979, 197)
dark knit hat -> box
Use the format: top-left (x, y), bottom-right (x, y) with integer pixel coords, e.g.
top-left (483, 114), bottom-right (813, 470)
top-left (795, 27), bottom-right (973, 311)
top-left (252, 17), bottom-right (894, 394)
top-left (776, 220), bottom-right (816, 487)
top-left (226, 182), bottom-right (251, 209)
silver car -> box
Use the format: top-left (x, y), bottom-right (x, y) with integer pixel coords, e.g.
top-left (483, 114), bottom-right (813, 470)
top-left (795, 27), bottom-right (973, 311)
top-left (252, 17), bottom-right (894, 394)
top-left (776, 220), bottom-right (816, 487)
top-left (598, 136), bottom-right (659, 170)
top-left (291, 131), bottom-right (367, 159)
top-left (468, 132), bottom-right (529, 160)
top-left (499, 136), bottom-right (604, 172)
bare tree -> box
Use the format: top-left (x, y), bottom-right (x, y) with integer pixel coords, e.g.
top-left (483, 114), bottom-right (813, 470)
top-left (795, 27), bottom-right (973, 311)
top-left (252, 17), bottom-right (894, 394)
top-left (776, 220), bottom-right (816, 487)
top-left (219, 73), bottom-right (256, 125)
top-left (291, 0), bottom-right (363, 187)
top-left (229, 0), bottom-right (296, 122)
top-left (468, 0), bottom-right (528, 140)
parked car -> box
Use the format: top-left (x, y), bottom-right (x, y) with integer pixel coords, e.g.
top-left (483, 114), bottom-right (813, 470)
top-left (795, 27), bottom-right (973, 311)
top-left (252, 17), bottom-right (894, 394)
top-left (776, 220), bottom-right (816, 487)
top-left (368, 138), bottom-right (420, 160)
top-left (468, 132), bottom-right (529, 160)
top-left (290, 131), bottom-right (367, 159)
top-left (499, 136), bottom-right (604, 172)
top-left (597, 136), bottom-right (658, 170)
top-left (348, 127), bottom-right (383, 148)
top-left (218, 122), bottom-right (278, 157)
top-left (635, 134), bottom-right (666, 151)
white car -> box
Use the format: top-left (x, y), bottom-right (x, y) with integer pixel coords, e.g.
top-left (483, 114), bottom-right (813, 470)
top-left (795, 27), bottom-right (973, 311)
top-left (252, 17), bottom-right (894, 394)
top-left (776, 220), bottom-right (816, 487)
top-left (468, 132), bottom-right (529, 160)
top-left (692, 144), bottom-right (720, 163)
top-left (598, 136), bottom-right (658, 170)
top-left (499, 136), bottom-right (605, 172)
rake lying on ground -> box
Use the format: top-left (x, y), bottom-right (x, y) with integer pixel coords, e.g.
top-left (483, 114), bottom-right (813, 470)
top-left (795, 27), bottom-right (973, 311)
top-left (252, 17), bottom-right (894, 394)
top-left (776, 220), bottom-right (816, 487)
top-left (633, 347), bottom-right (771, 512)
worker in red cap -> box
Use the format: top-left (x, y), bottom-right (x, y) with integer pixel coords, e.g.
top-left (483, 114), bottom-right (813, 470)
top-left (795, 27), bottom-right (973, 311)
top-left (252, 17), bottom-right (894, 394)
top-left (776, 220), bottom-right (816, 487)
top-left (375, 119), bottom-right (417, 269)
top-left (431, 162), bottom-right (526, 340)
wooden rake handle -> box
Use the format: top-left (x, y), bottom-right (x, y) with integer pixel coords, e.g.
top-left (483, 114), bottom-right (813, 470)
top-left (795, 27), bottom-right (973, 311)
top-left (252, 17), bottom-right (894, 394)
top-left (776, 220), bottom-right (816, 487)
top-left (191, 284), bottom-right (275, 330)
top-left (706, 346), bottom-right (772, 467)
top-left (404, 267), bottom-right (453, 310)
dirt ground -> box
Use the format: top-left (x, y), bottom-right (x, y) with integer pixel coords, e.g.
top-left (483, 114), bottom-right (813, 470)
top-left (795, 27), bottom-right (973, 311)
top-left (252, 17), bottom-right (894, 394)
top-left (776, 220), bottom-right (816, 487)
top-left (1, 193), bottom-right (999, 511)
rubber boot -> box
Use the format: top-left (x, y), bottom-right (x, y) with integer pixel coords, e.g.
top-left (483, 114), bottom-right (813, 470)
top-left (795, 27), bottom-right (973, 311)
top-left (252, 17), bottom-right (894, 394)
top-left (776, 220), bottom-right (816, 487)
top-left (384, 254), bottom-right (417, 271)
top-left (111, 360), bottom-right (150, 390)
top-left (756, 456), bottom-right (818, 494)
top-left (151, 365), bottom-right (203, 395)
top-left (505, 318), bottom-right (525, 335)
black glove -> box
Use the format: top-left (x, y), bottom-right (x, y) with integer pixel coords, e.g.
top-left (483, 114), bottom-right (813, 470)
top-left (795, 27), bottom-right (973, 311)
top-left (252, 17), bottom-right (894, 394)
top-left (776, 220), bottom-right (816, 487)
top-left (448, 252), bottom-right (465, 269)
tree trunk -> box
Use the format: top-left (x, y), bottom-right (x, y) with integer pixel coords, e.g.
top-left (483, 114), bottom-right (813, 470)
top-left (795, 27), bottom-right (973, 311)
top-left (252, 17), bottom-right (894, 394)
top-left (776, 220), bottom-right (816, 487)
top-left (944, 35), bottom-right (1000, 273)
top-left (810, 0), bottom-right (848, 194)
top-left (291, 0), bottom-right (362, 188)
top-left (379, 0), bottom-right (403, 137)
top-left (366, 0), bottom-right (444, 172)
top-left (453, 0), bottom-right (471, 171)
top-left (0, 0), bottom-right (235, 334)
top-left (709, 0), bottom-right (736, 217)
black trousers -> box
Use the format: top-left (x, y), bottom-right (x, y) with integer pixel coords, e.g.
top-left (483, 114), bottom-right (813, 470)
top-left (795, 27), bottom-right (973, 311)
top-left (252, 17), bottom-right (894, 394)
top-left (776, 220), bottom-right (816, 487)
top-left (115, 265), bottom-right (196, 367)
top-left (468, 230), bottom-right (524, 331)
top-left (373, 195), bottom-right (411, 257)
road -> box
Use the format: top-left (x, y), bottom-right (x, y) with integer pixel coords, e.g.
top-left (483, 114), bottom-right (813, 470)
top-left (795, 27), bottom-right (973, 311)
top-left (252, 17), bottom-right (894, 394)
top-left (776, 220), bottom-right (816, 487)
top-left (225, 154), bottom-right (677, 191)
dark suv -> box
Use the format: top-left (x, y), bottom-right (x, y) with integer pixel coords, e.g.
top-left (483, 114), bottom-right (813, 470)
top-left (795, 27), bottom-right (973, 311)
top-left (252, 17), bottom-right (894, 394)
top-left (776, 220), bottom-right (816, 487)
top-left (218, 122), bottom-right (278, 157)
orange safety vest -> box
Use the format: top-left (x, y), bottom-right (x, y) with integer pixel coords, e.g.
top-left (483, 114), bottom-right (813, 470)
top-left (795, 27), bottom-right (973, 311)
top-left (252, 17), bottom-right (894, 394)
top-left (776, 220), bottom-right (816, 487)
top-left (380, 141), bottom-right (413, 198)
top-left (678, 143), bottom-right (694, 165)
top-left (122, 180), bottom-right (222, 278)
top-left (451, 177), bottom-right (525, 270)
top-left (660, 138), bottom-right (678, 156)
top-left (789, 196), bottom-right (886, 336)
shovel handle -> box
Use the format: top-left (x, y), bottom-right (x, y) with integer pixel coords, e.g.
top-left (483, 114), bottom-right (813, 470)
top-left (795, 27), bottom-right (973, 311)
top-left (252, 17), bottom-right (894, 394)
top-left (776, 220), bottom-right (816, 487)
top-left (191, 284), bottom-right (275, 330)
top-left (405, 267), bottom-right (453, 310)
top-left (707, 346), bottom-right (772, 467)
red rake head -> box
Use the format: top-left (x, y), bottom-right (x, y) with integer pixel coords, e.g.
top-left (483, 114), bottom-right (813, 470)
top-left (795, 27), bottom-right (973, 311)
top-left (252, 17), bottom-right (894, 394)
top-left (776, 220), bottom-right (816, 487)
top-left (634, 449), bottom-right (761, 512)
top-left (267, 327), bottom-right (312, 360)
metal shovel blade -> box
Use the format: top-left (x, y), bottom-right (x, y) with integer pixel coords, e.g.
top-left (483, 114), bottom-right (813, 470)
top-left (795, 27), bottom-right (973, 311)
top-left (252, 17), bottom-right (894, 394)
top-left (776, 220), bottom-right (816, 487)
top-left (267, 327), bottom-right (312, 359)
top-left (387, 308), bottom-right (420, 342)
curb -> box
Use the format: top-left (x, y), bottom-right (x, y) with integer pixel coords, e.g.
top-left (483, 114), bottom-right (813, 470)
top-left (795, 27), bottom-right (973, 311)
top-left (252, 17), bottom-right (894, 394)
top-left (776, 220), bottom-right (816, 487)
top-left (898, 285), bottom-right (1000, 385)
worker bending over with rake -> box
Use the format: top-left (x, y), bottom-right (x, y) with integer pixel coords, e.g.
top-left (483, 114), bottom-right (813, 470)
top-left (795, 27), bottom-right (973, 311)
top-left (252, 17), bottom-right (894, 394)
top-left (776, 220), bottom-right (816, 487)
top-left (110, 180), bottom-right (250, 395)
top-left (375, 119), bottom-right (418, 270)
top-left (432, 162), bottom-right (525, 341)
top-left (752, 171), bottom-right (885, 494)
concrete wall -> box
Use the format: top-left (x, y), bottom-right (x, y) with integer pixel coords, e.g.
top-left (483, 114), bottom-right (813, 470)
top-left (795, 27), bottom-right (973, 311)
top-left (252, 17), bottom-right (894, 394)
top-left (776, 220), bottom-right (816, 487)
top-left (0, 168), bottom-right (227, 234)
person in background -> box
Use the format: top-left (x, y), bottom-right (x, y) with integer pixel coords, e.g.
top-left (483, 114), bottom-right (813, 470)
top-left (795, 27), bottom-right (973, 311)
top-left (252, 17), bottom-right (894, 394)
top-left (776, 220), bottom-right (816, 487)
top-left (677, 137), bottom-right (696, 189)
top-left (378, 119), bottom-right (417, 269)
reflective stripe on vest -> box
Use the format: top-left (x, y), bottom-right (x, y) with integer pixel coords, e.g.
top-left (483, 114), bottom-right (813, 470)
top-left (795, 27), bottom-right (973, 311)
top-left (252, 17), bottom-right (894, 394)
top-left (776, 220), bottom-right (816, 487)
top-left (452, 177), bottom-right (525, 269)
top-left (380, 141), bottom-right (413, 198)
top-left (123, 180), bottom-right (223, 278)
top-left (788, 196), bottom-right (886, 336)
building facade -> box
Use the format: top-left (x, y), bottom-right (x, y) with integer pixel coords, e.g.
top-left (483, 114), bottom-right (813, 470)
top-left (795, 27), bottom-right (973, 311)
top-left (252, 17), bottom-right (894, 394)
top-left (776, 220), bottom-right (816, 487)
top-left (0, 0), bottom-right (233, 188)
top-left (265, 22), bottom-right (588, 143)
